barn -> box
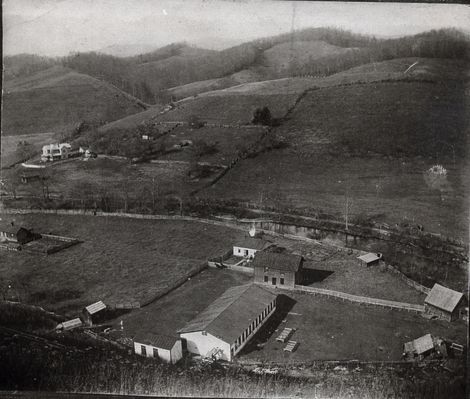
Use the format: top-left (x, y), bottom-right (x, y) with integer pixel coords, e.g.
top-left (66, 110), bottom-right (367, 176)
top-left (252, 251), bottom-right (303, 288)
top-left (233, 237), bottom-right (271, 259)
top-left (134, 334), bottom-right (183, 364)
top-left (403, 333), bottom-right (435, 360)
top-left (178, 284), bottom-right (277, 362)
top-left (424, 284), bottom-right (465, 322)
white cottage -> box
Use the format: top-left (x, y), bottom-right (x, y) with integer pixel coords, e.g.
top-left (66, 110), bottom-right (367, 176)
top-left (178, 284), bottom-right (277, 362)
top-left (134, 334), bottom-right (183, 364)
top-left (233, 237), bottom-right (271, 259)
top-left (41, 143), bottom-right (72, 162)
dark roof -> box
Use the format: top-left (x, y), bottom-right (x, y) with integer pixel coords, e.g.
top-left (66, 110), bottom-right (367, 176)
top-left (425, 284), bottom-right (464, 313)
top-left (178, 284), bottom-right (277, 344)
top-left (234, 237), bottom-right (271, 251)
top-left (134, 333), bottom-right (178, 350)
top-left (0, 222), bottom-right (32, 235)
top-left (251, 251), bottom-right (302, 272)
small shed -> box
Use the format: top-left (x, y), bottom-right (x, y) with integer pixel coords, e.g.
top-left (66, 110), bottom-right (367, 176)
top-left (56, 318), bottom-right (83, 331)
top-left (134, 334), bottom-right (183, 364)
top-left (0, 225), bottom-right (41, 245)
top-left (21, 171), bottom-right (41, 184)
top-left (233, 237), bottom-right (272, 259)
top-left (403, 333), bottom-right (435, 360)
top-left (424, 284), bottom-right (464, 322)
top-left (252, 251), bottom-right (303, 288)
top-left (357, 252), bottom-right (383, 267)
top-left (82, 301), bottom-right (107, 326)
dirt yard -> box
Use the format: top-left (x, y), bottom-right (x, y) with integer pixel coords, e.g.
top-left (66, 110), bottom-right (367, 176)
top-left (117, 268), bottom-right (252, 340)
top-left (239, 292), bottom-right (467, 362)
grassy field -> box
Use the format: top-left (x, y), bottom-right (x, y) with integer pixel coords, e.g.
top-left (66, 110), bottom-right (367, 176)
top-left (201, 152), bottom-right (469, 240)
top-left (118, 268), bottom-right (252, 341)
top-left (2, 67), bottom-right (146, 136)
top-left (239, 292), bottom-right (467, 362)
top-left (156, 94), bottom-right (298, 125)
top-left (0, 213), bottom-right (246, 315)
top-left (269, 237), bottom-right (426, 303)
top-left (0, 132), bottom-right (57, 168)
top-left (159, 125), bottom-right (266, 165)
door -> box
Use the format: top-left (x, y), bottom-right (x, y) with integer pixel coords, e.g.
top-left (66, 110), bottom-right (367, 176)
top-left (141, 345), bottom-right (147, 356)
top-left (271, 277), bottom-right (277, 285)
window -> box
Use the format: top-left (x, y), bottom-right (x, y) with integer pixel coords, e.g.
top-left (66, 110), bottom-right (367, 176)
top-left (280, 278), bottom-right (285, 285)
top-left (141, 345), bottom-right (147, 356)
top-left (264, 275), bottom-right (268, 283)
top-left (272, 277), bottom-right (277, 285)
top-left (153, 348), bottom-right (158, 358)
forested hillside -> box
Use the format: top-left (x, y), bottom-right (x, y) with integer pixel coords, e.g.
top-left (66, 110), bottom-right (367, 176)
top-left (5, 28), bottom-right (468, 105)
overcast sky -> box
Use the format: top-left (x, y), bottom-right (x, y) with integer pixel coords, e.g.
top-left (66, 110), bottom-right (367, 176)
top-left (3, 0), bottom-right (470, 57)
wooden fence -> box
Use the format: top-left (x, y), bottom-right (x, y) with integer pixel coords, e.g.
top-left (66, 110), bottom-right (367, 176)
top-left (290, 285), bottom-right (425, 313)
top-left (383, 264), bottom-right (431, 295)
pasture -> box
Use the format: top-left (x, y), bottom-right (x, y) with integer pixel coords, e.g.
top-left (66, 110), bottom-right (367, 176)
top-left (156, 94), bottom-right (298, 125)
top-left (239, 292), bottom-right (467, 362)
top-left (201, 150), bottom-right (469, 241)
top-left (0, 213), bottom-right (246, 315)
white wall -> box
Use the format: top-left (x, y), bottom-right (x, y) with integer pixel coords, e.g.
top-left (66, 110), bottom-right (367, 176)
top-left (134, 341), bottom-right (173, 363)
top-left (170, 340), bottom-right (183, 364)
top-left (233, 246), bottom-right (257, 258)
top-left (180, 331), bottom-right (232, 361)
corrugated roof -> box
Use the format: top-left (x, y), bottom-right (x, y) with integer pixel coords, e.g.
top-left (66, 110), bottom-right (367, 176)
top-left (406, 333), bottom-right (434, 355)
top-left (425, 284), bottom-right (463, 313)
top-left (251, 251), bottom-right (302, 272)
top-left (357, 253), bottom-right (382, 263)
top-left (178, 284), bottom-right (277, 344)
top-left (85, 301), bottom-right (106, 315)
top-left (61, 318), bottom-right (82, 329)
top-left (134, 333), bottom-right (178, 350)
top-left (234, 237), bottom-right (271, 251)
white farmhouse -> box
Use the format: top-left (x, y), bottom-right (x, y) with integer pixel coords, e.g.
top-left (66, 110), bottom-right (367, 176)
top-left (134, 334), bottom-right (183, 364)
top-left (233, 237), bottom-right (271, 259)
top-left (41, 143), bottom-right (72, 162)
top-left (178, 284), bottom-right (277, 362)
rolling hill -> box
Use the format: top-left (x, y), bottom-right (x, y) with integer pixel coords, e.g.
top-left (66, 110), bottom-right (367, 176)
top-left (2, 66), bottom-right (148, 136)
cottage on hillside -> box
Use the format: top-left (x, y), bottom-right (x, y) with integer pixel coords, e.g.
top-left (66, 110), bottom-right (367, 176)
top-left (424, 284), bottom-right (465, 322)
top-left (41, 143), bottom-right (72, 162)
top-left (252, 251), bottom-right (303, 288)
top-left (233, 237), bottom-right (272, 259)
top-left (178, 284), bottom-right (277, 362)
top-left (134, 334), bottom-right (183, 364)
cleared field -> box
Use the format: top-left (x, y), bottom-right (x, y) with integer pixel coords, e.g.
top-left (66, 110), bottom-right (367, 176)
top-left (239, 292), bottom-right (467, 362)
top-left (200, 152), bottom-right (469, 241)
top-left (159, 125), bottom-right (266, 165)
top-left (2, 67), bottom-right (146, 136)
top-left (3, 156), bottom-right (211, 202)
top-left (277, 81), bottom-right (468, 158)
top-left (156, 94), bottom-right (298, 125)
top-left (1, 132), bottom-right (57, 168)
top-left (0, 213), bottom-right (246, 315)
top-left (118, 268), bottom-right (252, 340)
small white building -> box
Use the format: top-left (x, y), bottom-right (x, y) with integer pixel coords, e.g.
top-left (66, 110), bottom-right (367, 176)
top-left (41, 143), bottom-right (72, 162)
top-left (82, 301), bottom-right (106, 326)
top-left (56, 318), bottom-right (83, 331)
top-left (357, 252), bottom-right (383, 267)
top-left (134, 334), bottom-right (183, 364)
top-left (233, 237), bottom-right (271, 259)
top-left (178, 284), bottom-right (277, 362)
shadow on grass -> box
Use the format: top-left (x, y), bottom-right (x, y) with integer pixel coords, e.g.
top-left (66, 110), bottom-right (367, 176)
top-left (238, 294), bottom-right (296, 356)
top-left (301, 269), bottom-right (334, 285)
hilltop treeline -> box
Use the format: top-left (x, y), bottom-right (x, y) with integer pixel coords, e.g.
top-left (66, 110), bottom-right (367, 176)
top-left (4, 28), bottom-right (469, 103)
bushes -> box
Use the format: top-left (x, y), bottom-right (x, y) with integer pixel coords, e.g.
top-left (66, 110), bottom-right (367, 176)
top-left (0, 302), bottom-right (59, 331)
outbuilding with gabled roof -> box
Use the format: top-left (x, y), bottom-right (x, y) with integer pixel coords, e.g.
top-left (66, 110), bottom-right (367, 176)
top-left (178, 284), bottom-right (277, 361)
top-left (134, 333), bottom-right (183, 364)
top-left (233, 237), bottom-right (272, 259)
top-left (252, 251), bottom-right (303, 288)
top-left (424, 284), bottom-right (465, 322)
